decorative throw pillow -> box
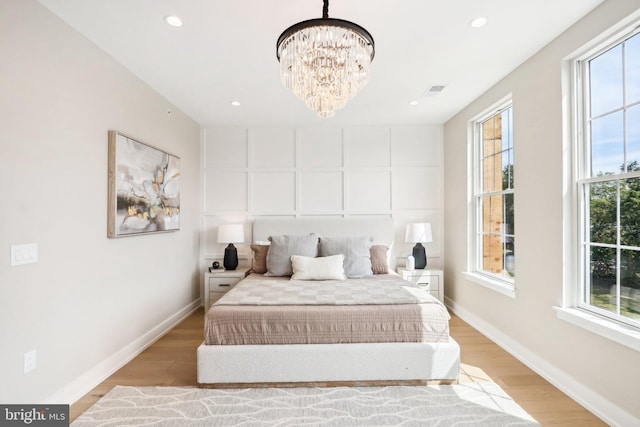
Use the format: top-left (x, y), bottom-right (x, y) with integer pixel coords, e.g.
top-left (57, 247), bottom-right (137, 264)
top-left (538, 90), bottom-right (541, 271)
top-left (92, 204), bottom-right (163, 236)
top-left (318, 236), bottom-right (373, 278)
top-left (291, 254), bottom-right (346, 281)
top-left (265, 233), bottom-right (319, 276)
top-left (250, 244), bottom-right (269, 274)
top-left (370, 245), bottom-right (390, 274)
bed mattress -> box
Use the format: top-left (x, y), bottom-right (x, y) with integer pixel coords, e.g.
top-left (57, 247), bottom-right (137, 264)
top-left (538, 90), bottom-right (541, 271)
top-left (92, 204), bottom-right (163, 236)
top-left (205, 274), bottom-right (450, 345)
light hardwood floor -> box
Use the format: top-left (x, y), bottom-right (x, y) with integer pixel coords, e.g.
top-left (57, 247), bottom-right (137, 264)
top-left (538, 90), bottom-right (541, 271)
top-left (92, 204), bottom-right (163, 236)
top-left (70, 308), bottom-right (606, 425)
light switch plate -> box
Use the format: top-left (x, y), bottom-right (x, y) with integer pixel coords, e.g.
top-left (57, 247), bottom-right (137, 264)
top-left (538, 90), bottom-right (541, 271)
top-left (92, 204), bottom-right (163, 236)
top-left (11, 243), bottom-right (38, 266)
top-left (24, 350), bottom-right (36, 374)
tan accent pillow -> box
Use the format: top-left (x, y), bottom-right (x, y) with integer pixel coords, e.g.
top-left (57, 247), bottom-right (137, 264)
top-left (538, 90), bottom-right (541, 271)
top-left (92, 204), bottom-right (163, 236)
top-left (370, 245), bottom-right (389, 274)
top-left (250, 244), bottom-right (269, 274)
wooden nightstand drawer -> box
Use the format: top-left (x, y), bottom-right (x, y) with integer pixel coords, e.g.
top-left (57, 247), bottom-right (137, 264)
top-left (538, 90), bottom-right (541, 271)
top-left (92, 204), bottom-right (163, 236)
top-left (397, 268), bottom-right (444, 303)
top-left (208, 278), bottom-right (236, 292)
top-left (204, 268), bottom-right (250, 312)
top-left (414, 281), bottom-right (438, 292)
top-left (404, 274), bottom-right (437, 286)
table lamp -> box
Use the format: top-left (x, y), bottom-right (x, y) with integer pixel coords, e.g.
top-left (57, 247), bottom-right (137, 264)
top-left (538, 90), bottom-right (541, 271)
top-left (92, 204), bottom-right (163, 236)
top-left (217, 224), bottom-right (244, 270)
top-left (405, 223), bottom-right (432, 269)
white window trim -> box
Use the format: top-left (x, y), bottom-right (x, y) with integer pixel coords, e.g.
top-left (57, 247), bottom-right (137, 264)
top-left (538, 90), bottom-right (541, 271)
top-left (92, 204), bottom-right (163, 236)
top-left (559, 17), bottom-right (640, 352)
top-left (466, 94), bottom-right (515, 296)
top-left (463, 271), bottom-right (516, 298)
top-left (554, 307), bottom-right (640, 352)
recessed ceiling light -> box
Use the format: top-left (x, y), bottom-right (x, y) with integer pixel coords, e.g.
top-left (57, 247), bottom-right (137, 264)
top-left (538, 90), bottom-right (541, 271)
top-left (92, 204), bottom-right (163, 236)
top-left (164, 15), bottom-right (183, 27)
top-left (470, 16), bottom-right (487, 28)
top-left (409, 100), bottom-right (419, 106)
top-left (231, 101), bottom-right (241, 107)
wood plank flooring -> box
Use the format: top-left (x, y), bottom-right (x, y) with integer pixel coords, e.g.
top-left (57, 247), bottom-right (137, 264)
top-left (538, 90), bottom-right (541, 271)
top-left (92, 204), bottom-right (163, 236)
top-left (70, 308), bottom-right (606, 425)
top-left (449, 315), bottom-right (606, 426)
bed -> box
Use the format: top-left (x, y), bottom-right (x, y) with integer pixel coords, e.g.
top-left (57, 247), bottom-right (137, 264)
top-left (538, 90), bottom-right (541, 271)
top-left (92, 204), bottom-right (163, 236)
top-left (197, 217), bottom-right (460, 387)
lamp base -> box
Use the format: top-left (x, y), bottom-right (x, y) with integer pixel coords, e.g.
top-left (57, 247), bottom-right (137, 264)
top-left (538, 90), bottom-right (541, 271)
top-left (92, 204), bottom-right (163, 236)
top-left (223, 244), bottom-right (238, 270)
top-left (412, 243), bottom-right (427, 269)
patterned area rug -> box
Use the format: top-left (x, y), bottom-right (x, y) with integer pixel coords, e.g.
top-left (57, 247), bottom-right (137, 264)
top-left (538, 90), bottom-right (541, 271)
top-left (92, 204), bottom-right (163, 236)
top-left (72, 382), bottom-right (539, 426)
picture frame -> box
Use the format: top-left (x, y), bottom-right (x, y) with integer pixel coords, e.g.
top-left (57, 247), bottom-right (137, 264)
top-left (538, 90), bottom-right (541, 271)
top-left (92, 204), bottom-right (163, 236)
top-left (107, 130), bottom-right (180, 238)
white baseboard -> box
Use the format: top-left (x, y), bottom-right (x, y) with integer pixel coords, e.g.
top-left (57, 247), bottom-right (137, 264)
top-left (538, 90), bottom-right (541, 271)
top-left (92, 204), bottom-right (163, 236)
top-left (45, 299), bottom-right (201, 405)
top-left (445, 297), bottom-right (637, 427)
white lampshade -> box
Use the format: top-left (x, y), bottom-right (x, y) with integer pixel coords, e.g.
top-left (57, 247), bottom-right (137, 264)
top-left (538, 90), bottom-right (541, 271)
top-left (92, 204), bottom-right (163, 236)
top-left (217, 224), bottom-right (244, 244)
top-left (405, 223), bottom-right (433, 243)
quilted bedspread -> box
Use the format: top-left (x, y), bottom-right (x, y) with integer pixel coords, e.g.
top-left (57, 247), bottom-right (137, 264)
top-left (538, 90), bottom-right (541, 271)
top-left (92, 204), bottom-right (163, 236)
top-left (214, 274), bottom-right (440, 306)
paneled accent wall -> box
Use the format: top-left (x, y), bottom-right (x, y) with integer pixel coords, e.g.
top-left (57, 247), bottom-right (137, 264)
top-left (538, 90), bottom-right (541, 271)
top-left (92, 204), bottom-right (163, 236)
top-left (202, 126), bottom-right (444, 269)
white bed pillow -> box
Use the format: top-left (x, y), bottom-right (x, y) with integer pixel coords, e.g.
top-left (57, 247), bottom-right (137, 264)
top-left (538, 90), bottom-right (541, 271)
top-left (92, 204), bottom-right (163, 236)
top-left (291, 254), bottom-right (346, 281)
top-left (318, 236), bottom-right (373, 278)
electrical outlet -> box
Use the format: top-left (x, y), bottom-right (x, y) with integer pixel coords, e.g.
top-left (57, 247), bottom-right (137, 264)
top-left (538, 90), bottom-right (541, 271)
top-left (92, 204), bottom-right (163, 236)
top-left (24, 350), bottom-right (36, 374)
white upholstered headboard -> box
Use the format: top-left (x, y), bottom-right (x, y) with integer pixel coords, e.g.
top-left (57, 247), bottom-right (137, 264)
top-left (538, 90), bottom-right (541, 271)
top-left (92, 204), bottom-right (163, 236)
top-left (252, 217), bottom-right (398, 271)
top-left (251, 217), bottom-right (395, 270)
top-left (252, 217), bottom-right (394, 247)
top-left (252, 217), bottom-right (396, 270)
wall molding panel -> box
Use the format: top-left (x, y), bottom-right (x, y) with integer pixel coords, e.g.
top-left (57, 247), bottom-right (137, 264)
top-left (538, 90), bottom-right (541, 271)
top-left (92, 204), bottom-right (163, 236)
top-left (203, 126), bottom-right (444, 269)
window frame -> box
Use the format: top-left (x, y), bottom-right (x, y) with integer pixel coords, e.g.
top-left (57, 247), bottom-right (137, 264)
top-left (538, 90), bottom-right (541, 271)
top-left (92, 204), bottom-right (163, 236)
top-left (573, 26), bottom-right (640, 331)
top-left (558, 19), bottom-right (640, 353)
top-left (466, 96), bottom-right (515, 297)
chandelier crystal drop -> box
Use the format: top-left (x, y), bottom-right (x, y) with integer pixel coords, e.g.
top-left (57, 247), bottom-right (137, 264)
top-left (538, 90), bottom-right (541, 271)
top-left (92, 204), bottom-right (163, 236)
top-left (276, 0), bottom-right (375, 118)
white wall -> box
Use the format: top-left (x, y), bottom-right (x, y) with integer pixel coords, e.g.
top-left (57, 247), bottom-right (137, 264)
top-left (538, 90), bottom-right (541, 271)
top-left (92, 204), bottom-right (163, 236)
top-left (444, 0), bottom-right (640, 425)
top-left (0, 1), bottom-right (201, 403)
top-left (202, 126), bottom-right (444, 270)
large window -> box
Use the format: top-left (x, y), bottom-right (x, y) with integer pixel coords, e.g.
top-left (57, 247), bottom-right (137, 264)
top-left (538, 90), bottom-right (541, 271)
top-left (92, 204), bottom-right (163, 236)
top-left (470, 103), bottom-right (515, 290)
top-left (577, 29), bottom-right (640, 328)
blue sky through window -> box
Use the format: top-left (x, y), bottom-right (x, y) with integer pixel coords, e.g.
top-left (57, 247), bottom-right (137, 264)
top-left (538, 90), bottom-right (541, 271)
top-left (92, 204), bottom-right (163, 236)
top-left (589, 32), bottom-right (640, 175)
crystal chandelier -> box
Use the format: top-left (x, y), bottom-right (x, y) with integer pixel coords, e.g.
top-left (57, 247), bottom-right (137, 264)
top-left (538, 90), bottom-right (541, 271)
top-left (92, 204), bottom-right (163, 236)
top-left (276, 0), bottom-right (375, 118)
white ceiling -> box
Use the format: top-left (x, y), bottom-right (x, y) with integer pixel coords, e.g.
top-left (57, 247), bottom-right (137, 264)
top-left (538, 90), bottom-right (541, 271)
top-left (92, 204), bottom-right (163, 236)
top-left (38, 0), bottom-right (603, 128)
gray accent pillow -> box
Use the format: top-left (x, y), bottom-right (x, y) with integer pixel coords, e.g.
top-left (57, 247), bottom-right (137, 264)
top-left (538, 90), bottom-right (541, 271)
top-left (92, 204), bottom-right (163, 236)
top-left (319, 236), bottom-right (373, 278)
top-left (265, 233), bottom-right (319, 276)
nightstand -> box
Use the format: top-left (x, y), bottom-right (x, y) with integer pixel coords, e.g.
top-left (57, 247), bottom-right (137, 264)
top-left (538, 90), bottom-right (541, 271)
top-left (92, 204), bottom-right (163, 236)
top-left (397, 268), bottom-right (444, 303)
top-left (204, 267), bottom-right (250, 312)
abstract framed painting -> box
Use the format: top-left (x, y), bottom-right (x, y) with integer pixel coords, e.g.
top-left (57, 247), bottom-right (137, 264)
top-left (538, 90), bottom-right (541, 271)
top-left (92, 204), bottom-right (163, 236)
top-left (107, 130), bottom-right (180, 238)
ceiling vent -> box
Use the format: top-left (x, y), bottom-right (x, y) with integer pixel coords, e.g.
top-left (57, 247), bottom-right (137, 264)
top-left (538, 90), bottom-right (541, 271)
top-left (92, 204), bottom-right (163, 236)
top-left (421, 85), bottom-right (446, 97)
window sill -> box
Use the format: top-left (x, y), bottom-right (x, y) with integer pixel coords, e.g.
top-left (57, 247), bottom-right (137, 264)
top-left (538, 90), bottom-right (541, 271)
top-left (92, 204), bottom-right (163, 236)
top-left (463, 272), bottom-right (515, 298)
top-left (554, 307), bottom-right (640, 352)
